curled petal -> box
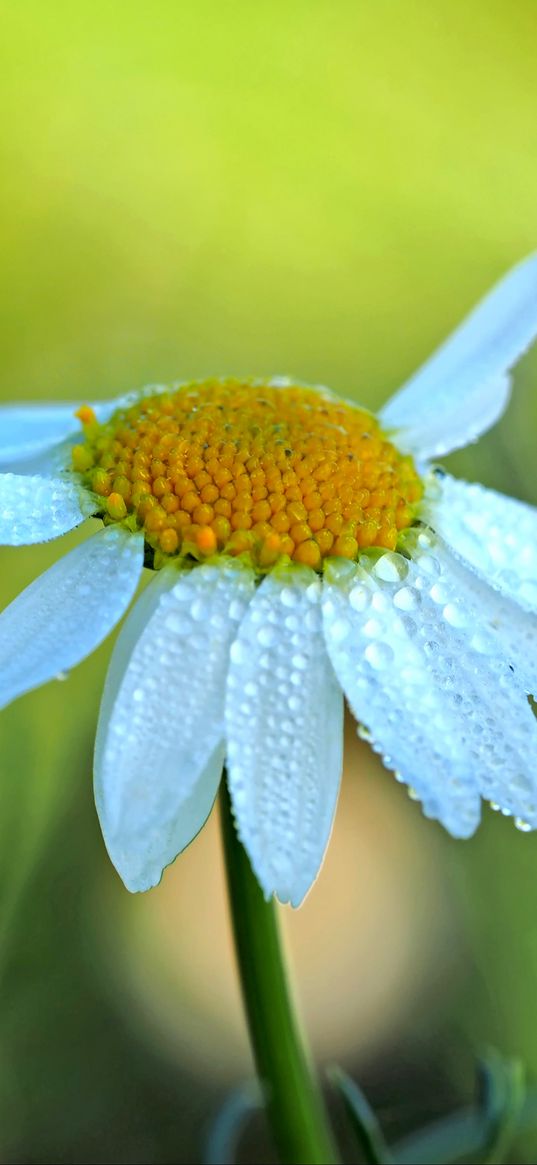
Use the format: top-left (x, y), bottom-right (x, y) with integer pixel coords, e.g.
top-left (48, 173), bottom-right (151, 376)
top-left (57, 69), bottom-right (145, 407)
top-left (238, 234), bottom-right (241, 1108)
top-left (381, 253), bottom-right (537, 457)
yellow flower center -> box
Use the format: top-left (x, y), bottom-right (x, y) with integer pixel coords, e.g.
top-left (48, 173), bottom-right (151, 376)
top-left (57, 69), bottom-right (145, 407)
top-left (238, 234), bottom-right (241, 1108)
top-left (72, 378), bottom-right (423, 571)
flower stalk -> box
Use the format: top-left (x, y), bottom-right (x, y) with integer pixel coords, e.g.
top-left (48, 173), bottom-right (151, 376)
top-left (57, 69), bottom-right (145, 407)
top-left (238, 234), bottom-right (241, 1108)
top-left (219, 777), bottom-right (340, 1165)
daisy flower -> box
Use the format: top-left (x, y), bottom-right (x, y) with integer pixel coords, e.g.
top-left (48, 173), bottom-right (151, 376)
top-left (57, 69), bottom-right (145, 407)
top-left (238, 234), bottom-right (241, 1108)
top-left (1, 256), bottom-right (537, 908)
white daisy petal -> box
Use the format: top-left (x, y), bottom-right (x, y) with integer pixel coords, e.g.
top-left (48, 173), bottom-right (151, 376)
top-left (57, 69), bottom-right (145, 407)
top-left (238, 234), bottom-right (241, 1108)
top-left (322, 557), bottom-right (481, 837)
top-left (324, 544), bottom-right (537, 831)
top-left (0, 472), bottom-right (97, 545)
top-left (381, 253), bottom-right (537, 458)
top-left (0, 439), bottom-right (80, 478)
top-left (94, 559), bottom-right (255, 893)
top-left (0, 526), bottom-right (143, 710)
top-left (416, 524), bottom-right (537, 698)
top-left (402, 532), bottom-right (537, 823)
top-left (226, 567), bottom-right (344, 908)
top-left (0, 403), bottom-right (83, 465)
top-left (426, 473), bottom-right (537, 613)
top-left (0, 387), bottom-right (170, 469)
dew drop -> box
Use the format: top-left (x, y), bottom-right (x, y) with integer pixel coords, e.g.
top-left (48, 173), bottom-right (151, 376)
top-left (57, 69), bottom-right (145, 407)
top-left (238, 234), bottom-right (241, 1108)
top-left (230, 640), bottom-right (248, 664)
top-left (328, 618), bottom-right (351, 644)
top-left (416, 553), bottom-right (441, 577)
top-left (364, 642), bottom-right (394, 670)
top-left (471, 631), bottom-right (495, 656)
top-left (373, 552), bottom-right (409, 583)
top-left (363, 618), bottom-right (382, 639)
top-left (164, 611), bottom-right (190, 634)
top-left (443, 602), bottom-right (468, 629)
top-left (324, 558), bottom-right (357, 585)
top-left (348, 585), bottom-right (370, 613)
top-left (393, 586), bottom-right (419, 612)
top-left (257, 625), bottom-right (277, 647)
top-left (429, 582), bottom-right (449, 605)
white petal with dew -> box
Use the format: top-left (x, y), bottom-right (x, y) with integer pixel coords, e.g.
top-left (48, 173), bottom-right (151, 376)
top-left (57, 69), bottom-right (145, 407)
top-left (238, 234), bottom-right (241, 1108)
top-left (322, 554), bottom-right (481, 837)
top-left (403, 531), bottom-right (537, 823)
top-left (94, 559), bottom-right (255, 892)
top-left (425, 473), bottom-right (537, 614)
top-left (0, 526), bottom-right (144, 709)
top-left (381, 253), bottom-right (537, 458)
top-left (225, 567), bottom-right (344, 907)
top-left (0, 472), bottom-right (97, 545)
top-left (410, 521), bottom-right (537, 698)
top-left (323, 543), bottom-right (537, 831)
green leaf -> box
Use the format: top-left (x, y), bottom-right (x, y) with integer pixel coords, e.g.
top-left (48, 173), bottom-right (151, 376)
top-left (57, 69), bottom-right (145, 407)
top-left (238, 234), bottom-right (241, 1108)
top-left (204, 1082), bottom-right (261, 1165)
top-left (328, 1065), bottom-right (394, 1164)
top-left (477, 1049), bottom-right (526, 1165)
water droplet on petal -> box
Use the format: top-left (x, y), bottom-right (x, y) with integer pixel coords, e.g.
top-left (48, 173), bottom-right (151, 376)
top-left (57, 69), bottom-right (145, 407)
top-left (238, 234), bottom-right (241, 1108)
top-left (373, 552), bottom-right (409, 583)
top-left (416, 553), bottom-right (441, 577)
top-left (364, 642), bottom-right (394, 669)
top-left (363, 618), bottom-right (382, 639)
top-left (257, 625), bottom-right (277, 647)
top-left (429, 582), bottom-right (449, 604)
top-left (328, 618), bottom-right (351, 644)
top-left (443, 602), bottom-right (468, 629)
top-left (280, 587), bottom-right (298, 608)
top-left (230, 639), bottom-right (248, 664)
top-left (393, 586), bottom-right (419, 612)
top-left (348, 585), bottom-right (370, 612)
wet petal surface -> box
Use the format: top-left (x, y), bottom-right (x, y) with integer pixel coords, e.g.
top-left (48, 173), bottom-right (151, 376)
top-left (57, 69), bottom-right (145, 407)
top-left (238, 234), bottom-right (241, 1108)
top-left (324, 539), bottom-right (537, 833)
top-left (426, 473), bottom-right (537, 614)
top-left (0, 526), bottom-right (143, 709)
top-left (226, 567), bottom-right (344, 907)
top-left (0, 472), bottom-right (97, 544)
top-left (95, 559), bottom-right (254, 892)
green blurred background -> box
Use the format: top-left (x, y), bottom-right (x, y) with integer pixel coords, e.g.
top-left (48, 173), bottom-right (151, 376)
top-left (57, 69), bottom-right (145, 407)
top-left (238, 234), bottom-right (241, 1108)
top-left (1, 1), bottom-right (537, 1161)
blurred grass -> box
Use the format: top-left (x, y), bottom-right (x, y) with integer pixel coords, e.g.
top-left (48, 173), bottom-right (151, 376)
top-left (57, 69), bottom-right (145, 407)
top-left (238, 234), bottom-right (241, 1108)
top-left (0, 1), bottom-right (537, 1161)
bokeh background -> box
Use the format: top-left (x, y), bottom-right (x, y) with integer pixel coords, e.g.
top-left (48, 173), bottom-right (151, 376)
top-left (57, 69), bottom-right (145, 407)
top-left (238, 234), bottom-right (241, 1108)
top-left (1, 1), bottom-right (537, 1161)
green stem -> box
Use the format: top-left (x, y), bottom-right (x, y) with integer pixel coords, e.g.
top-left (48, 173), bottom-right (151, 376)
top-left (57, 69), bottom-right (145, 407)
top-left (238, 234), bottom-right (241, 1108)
top-left (219, 777), bottom-right (340, 1165)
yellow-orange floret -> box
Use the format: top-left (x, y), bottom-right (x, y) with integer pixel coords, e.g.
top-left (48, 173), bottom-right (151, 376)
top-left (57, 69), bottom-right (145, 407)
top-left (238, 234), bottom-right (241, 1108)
top-left (72, 378), bottom-right (423, 570)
